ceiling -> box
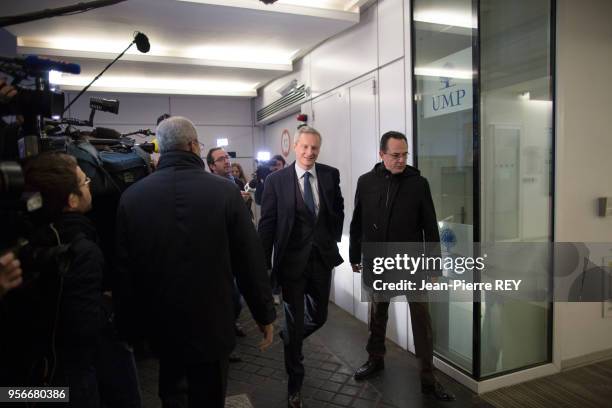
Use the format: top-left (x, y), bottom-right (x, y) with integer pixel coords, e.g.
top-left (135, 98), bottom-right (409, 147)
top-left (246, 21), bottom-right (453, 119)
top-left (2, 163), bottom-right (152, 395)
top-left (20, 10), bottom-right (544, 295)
top-left (3, 0), bottom-right (363, 96)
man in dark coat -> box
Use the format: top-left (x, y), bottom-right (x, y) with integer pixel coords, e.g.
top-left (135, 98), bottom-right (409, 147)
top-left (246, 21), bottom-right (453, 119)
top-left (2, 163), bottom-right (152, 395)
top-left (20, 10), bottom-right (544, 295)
top-left (1, 152), bottom-right (124, 407)
top-left (349, 131), bottom-right (455, 401)
top-left (115, 116), bottom-right (276, 408)
top-left (258, 126), bottom-right (344, 408)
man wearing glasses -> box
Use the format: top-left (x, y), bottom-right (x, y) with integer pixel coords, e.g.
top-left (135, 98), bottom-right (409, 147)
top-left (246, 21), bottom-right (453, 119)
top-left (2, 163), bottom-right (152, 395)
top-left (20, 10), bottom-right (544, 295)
top-left (206, 148), bottom-right (232, 179)
top-left (206, 147), bottom-right (253, 348)
top-left (349, 131), bottom-right (455, 401)
top-left (207, 147), bottom-right (253, 205)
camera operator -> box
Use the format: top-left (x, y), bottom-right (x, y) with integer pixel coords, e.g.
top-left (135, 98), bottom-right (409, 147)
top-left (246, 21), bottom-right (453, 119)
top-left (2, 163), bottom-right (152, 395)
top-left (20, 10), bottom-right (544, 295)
top-left (270, 154), bottom-right (286, 173)
top-left (20, 152), bottom-right (105, 406)
top-left (0, 251), bottom-right (22, 299)
top-left (13, 152), bottom-right (140, 408)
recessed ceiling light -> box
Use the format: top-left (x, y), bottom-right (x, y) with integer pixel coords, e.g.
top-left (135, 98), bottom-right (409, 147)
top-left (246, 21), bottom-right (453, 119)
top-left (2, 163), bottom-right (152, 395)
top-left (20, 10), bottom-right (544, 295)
top-left (414, 67), bottom-right (473, 79)
top-left (50, 71), bottom-right (258, 96)
top-left (414, 9), bottom-right (476, 29)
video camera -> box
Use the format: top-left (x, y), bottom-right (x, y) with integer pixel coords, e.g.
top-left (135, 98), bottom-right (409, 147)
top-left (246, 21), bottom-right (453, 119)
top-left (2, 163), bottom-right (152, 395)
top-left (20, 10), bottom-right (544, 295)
top-left (0, 54), bottom-right (154, 281)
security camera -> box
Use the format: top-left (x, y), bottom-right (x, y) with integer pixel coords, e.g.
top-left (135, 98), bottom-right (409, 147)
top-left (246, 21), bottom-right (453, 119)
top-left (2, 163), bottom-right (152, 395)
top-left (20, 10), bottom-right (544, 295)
top-left (260, 0), bottom-right (278, 4)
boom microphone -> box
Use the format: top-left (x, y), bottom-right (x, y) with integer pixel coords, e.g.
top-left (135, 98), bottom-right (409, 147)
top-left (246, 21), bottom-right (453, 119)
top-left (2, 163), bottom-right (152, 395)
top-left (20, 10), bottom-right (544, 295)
top-left (63, 31), bottom-right (151, 114)
top-left (134, 32), bottom-right (150, 53)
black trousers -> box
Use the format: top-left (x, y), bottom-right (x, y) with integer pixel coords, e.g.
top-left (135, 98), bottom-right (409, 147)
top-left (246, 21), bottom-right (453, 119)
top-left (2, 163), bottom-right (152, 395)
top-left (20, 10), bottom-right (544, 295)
top-left (281, 250), bottom-right (332, 394)
top-left (366, 301), bottom-right (435, 383)
top-left (158, 358), bottom-right (229, 408)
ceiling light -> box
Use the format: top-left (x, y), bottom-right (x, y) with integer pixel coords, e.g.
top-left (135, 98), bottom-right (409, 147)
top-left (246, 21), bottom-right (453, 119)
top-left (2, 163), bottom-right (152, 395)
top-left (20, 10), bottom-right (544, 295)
top-left (414, 67), bottom-right (473, 79)
top-left (186, 45), bottom-right (298, 65)
top-left (414, 9), bottom-right (476, 29)
top-left (257, 151), bottom-right (271, 161)
top-left (50, 72), bottom-right (258, 96)
top-left (518, 91), bottom-right (530, 100)
top-left (275, 0), bottom-right (346, 9)
top-left (21, 36), bottom-right (166, 55)
top-left (217, 138), bottom-right (229, 147)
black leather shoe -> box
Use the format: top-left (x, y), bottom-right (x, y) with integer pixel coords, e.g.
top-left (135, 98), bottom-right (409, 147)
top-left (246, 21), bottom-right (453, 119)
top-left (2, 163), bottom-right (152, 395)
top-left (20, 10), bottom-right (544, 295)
top-left (354, 358), bottom-right (384, 381)
top-left (421, 381), bottom-right (456, 401)
top-left (235, 322), bottom-right (247, 337)
top-left (288, 391), bottom-right (303, 408)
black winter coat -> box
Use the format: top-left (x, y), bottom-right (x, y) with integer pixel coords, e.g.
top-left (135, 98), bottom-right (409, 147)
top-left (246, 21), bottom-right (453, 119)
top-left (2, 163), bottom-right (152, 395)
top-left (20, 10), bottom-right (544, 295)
top-left (349, 163), bottom-right (440, 265)
top-left (0, 212), bottom-right (104, 384)
top-left (115, 151), bottom-right (275, 363)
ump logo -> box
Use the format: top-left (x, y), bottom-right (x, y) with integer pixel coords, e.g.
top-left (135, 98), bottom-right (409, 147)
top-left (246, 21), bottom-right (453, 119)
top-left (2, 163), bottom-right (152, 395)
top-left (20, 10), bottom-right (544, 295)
top-left (439, 63), bottom-right (455, 90)
top-left (432, 62), bottom-right (466, 113)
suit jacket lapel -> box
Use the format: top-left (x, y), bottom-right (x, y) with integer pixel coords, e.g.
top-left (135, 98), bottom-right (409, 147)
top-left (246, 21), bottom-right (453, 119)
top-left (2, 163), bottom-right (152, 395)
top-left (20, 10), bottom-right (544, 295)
top-left (285, 163), bottom-right (297, 221)
top-left (315, 163), bottom-right (331, 213)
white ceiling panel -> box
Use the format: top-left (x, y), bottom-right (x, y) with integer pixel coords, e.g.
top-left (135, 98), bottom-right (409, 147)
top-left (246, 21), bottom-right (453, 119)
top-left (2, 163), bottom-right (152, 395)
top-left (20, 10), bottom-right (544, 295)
top-left (2, 0), bottom-right (360, 96)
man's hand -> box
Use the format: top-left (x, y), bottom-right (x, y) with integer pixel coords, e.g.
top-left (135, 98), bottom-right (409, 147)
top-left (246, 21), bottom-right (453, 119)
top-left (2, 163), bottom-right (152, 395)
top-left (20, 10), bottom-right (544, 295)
top-left (351, 263), bottom-right (362, 273)
top-left (257, 323), bottom-right (274, 351)
top-left (0, 251), bottom-right (23, 299)
top-left (0, 79), bottom-right (17, 104)
top-left (240, 191), bottom-right (251, 203)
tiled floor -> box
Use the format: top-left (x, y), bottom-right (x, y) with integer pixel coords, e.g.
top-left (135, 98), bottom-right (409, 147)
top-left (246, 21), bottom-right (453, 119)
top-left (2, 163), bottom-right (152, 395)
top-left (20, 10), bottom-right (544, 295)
top-left (137, 303), bottom-right (481, 408)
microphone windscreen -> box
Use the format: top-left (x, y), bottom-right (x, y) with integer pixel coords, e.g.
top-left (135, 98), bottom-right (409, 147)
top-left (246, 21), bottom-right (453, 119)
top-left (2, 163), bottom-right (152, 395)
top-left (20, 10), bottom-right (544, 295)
top-left (134, 32), bottom-right (150, 53)
top-left (92, 127), bottom-right (122, 139)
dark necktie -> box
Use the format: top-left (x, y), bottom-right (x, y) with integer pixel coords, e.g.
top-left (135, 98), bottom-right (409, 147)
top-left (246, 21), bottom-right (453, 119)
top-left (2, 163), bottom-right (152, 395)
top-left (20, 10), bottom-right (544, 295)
top-left (303, 171), bottom-right (315, 216)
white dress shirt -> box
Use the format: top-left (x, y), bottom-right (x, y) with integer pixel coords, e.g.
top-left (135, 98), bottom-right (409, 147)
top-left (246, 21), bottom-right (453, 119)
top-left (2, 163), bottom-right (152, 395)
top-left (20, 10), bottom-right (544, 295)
top-left (294, 162), bottom-right (320, 216)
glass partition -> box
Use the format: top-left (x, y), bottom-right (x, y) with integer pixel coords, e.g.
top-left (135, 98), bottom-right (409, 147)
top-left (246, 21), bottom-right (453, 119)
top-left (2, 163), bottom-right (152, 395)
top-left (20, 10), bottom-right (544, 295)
top-left (412, 0), bottom-right (554, 379)
top-left (479, 0), bottom-right (553, 377)
top-left (413, 0), bottom-right (477, 374)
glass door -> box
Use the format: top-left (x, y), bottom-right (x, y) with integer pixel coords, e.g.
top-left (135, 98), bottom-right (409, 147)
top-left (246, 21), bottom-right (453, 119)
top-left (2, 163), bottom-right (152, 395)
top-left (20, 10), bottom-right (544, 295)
top-left (412, 0), bottom-right (477, 374)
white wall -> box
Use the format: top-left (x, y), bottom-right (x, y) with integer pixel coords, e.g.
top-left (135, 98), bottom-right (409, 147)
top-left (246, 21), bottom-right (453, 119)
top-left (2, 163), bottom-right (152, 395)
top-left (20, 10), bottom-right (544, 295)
top-left (263, 114), bottom-right (299, 164)
top-left (555, 0), bottom-right (612, 365)
top-left (65, 91), bottom-right (256, 173)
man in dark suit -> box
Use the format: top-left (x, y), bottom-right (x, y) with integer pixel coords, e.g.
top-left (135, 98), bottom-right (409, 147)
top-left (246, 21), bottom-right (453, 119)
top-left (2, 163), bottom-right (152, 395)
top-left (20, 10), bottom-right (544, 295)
top-left (259, 126), bottom-right (344, 408)
top-left (116, 116), bottom-right (276, 408)
top-left (349, 131), bottom-right (455, 401)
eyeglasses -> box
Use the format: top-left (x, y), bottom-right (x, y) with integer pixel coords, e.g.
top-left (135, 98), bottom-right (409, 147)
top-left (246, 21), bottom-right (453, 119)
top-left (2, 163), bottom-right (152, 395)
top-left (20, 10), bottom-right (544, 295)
top-left (80, 176), bottom-right (91, 187)
top-left (384, 152), bottom-right (409, 161)
top-left (214, 155), bottom-right (230, 164)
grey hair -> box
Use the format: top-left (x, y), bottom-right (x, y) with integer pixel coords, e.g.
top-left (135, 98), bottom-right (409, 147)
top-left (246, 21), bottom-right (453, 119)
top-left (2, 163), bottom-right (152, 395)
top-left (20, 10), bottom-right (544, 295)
top-left (156, 116), bottom-right (198, 153)
top-left (294, 125), bottom-right (322, 145)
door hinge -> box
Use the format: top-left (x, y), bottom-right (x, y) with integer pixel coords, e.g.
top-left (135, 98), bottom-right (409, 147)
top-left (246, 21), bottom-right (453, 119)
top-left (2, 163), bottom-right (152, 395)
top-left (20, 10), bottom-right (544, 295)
top-left (372, 79), bottom-right (377, 95)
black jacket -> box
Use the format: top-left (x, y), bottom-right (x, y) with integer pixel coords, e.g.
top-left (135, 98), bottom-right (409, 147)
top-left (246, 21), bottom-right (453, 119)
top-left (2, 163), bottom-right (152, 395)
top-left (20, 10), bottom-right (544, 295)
top-left (0, 212), bottom-right (104, 384)
top-left (258, 162), bottom-right (344, 278)
top-left (349, 163), bottom-right (440, 264)
top-left (115, 150), bottom-right (275, 363)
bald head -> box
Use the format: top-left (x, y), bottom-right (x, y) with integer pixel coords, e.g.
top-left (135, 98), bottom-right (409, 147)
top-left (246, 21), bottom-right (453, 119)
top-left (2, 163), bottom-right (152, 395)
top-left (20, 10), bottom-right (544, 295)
top-left (156, 116), bottom-right (199, 154)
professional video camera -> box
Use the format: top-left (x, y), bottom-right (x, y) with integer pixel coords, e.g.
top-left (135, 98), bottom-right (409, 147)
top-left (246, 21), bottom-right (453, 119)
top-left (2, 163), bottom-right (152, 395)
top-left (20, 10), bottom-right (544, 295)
top-left (0, 53), bottom-right (156, 284)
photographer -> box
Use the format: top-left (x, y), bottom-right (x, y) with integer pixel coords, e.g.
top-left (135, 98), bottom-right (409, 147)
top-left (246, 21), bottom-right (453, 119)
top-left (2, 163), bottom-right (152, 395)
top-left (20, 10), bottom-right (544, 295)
top-left (21, 152), bottom-right (105, 406)
top-left (248, 154), bottom-right (286, 205)
top-left (20, 152), bottom-right (142, 408)
top-left (0, 251), bottom-right (22, 299)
